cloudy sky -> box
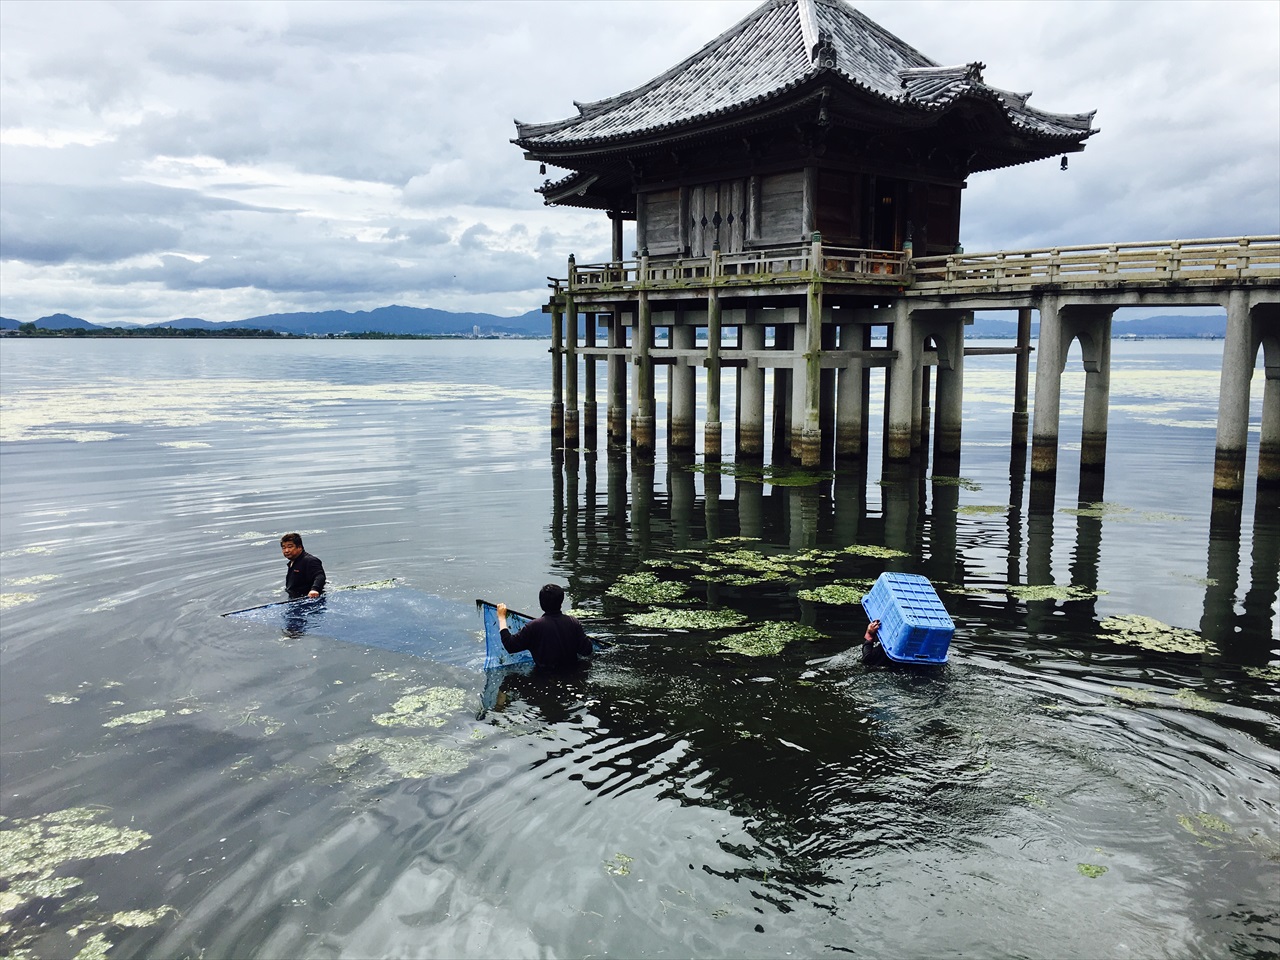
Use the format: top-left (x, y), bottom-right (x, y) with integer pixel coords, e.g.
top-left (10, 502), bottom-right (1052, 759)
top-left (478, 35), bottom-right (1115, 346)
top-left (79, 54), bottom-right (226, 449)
top-left (1, 0), bottom-right (1277, 324)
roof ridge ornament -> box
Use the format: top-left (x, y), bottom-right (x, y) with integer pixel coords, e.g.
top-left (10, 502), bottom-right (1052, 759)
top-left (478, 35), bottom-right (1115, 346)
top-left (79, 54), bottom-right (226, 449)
top-left (797, 0), bottom-right (821, 61)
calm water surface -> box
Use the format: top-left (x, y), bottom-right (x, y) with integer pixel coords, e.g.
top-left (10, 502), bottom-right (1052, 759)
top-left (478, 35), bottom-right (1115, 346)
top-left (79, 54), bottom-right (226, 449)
top-left (0, 338), bottom-right (1276, 959)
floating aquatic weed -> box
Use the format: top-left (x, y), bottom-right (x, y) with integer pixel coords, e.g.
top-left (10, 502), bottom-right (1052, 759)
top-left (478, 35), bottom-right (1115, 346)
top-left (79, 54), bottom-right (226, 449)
top-left (0, 593), bottom-right (37, 610)
top-left (565, 608), bottom-right (601, 620)
top-left (604, 853), bottom-right (634, 876)
top-left (713, 536), bottom-right (762, 546)
top-left (1173, 688), bottom-right (1217, 712)
top-left (5, 574), bottom-right (57, 587)
top-left (798, 583), bottom-right (869, 605)
top-left (1076, 863), bottom-right (1108, 879)
top-left (957, 504), bottom-right (1008, 515)
top-left (625, 608), bottom-right (748, 630)
top-left (0, 546), bottom-right (50, 558)
top-left (1110, 686), bottom-right (1157, 704)
top-left (0, 808), bottom-right (151, 921)
top-left (1243, 665), bottom-right (1280, 682)
top-left (718, 622), bottom-right (825, 657)
top-left (607, 572), bottom-right (688, 604)
top-left (372, 686), bottom-right (469, 729)
top-left (46, 694), bottom-right (79, 705)
top-left (1100, 615), bottom-right (1214, 655)
top-left (698, 571), bottom-right (784, 587)
top-left (839, 544), bottom-right (909, 559)
top-left (102, 709), bottom-right (167, 729)
top-left (930, 475), bottom-right (983, 491)
top-left (328, 736), bottom-right (470, 785)
top-left (73, 932), bottom-right (113, 959)
top-left (687, 461), bottom-right (832, 487)
top-left (1063, 502), bottom-right (1133, 519)
top-left (1178, 812), bottom-right (1233, 839)
top-left (158, 441), bottom-right (211, 449)
top-left (1007, 584), bottom-right (1104, 602)
top-left (109, 906), bottom-right (176, 927)
top-left (1020, 793), bottom-right (1048, 807)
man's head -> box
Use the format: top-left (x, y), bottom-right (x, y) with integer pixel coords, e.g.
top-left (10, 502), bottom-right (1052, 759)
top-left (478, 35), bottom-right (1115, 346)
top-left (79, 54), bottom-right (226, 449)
top-left (538, 583), bottom-right (565, 614)
top-left (281, 533), bottom-right (304, 560)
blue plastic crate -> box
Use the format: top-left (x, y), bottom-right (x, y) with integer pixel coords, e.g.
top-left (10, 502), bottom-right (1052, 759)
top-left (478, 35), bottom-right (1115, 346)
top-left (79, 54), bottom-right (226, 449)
top-left (860, 572), bottom-right (954, 664)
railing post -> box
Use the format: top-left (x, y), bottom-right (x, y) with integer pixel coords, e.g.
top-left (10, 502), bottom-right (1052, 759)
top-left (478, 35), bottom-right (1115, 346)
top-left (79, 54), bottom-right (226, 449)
top-left (1169, 240), bottom-right (1182, 279)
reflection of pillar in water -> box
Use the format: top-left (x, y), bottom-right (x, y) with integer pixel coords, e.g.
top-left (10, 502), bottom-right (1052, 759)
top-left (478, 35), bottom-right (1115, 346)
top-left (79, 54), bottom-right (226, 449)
top-left (738, 321), bottom-right (766, 458)
top-left (1201, 501), bottom-right (1243, 649)
top-left (607, 312), bottom-right (628, 449)
top-left (669, 452), bottom-right (696, 549)
top-left (832, 467), bottom-right (866, 547)
top-left (606, 452), bottom-right (628, 530)
top-left (564, 449), bottom-right (581, 567)
top-left (631, 459), bottom-right (655, 554)
top-left (788, 487), bottom-right (820, 551)
top-left (738, 477), bottom-right (764, 540)
top-left (704, 471), bottom-right (723, 543)
top-left (551, 450), bottom-right (566, 554)
top-left (1025, 509), bottom-right (1056, 635)
top-left (881, 462), bottom-right (918, 562)
top-left (928, 477), bottom-right (959, 585)
top-left (1242, 488), bottom-right (1280, 652)
top-left (1005, 489), bottom-right (1025, 594)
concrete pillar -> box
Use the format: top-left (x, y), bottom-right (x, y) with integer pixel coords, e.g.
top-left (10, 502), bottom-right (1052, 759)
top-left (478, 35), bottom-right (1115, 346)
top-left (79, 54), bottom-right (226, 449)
top-left (885, 300), bottom-right (916, 462)
top-left (934, 319), bottom-right (965, 465)
top-left (1031, 297), bottom-right (1066, 477)
top-left (670, 321), bottom-right (696, 451)
top-left (790, 355), bottom-right (807, 462)
top-left (1013, 307), bottom-right (1032, 448)
top-left (772, 326), bottom-right (792, 461)
top-left (820, 322), bottom-right (837, 465)
top-left (1213, 290), bottom-right (1255, 497)
top-left (835, 321), bottom-right (864, 461)
top-left (739, 322), bottom-right (766, 458)
top-left (1257, 315), bottom-right (1280, 488)
top-left (607, 312), bottom-right (627, 449)
top-left (911, 358), bottom-right (925, 457)
top-left (632, 253), bottom-right (655, 457)
top-left (705, 283), bottom-right (723, 459)
top-left (550, 301), bottom-right (564, 441)
top-left (583, 312), bottom-right (598, 450)
top-left (1079, 311), bottom-right (1114, 473)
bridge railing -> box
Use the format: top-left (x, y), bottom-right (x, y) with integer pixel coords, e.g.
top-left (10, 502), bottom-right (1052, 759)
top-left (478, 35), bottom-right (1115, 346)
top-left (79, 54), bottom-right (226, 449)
top-left (909, 236), bottom-right (1280, 288)
top-left (569, 242), bottom-right (908, 291)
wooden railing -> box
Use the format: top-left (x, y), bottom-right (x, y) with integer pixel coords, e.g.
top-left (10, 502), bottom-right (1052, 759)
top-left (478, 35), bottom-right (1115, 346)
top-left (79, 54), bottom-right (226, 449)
top-left (909, 236), bottom-right (1280, 289)
top-left (569, 242), bottom-right (908, 291)
top-left (560, 236), bottom-right (1279, 296)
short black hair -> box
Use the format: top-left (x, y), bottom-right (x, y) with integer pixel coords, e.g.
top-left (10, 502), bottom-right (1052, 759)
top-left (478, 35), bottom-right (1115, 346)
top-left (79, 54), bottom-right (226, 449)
top-left (538, 583), bottom-right (565, 613)
top-left (280, 533), bottom-right (303, 549)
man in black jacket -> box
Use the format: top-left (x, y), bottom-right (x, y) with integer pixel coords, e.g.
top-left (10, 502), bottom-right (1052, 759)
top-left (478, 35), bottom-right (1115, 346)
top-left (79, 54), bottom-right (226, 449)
top-left (496, 584), bottom-right (591, 670)
top-left (281, 533), bottom-right (325, 599)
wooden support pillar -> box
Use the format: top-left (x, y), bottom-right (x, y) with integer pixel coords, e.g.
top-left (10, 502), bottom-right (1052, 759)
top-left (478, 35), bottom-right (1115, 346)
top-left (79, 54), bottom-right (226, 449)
top-left (1213, 291), bottom-right (1258, 497)
top-left (739, 322), bottom-right (765, 458)
top-left (550, 299), bottom-right (564, 442)
top-left (670, 321), bottom-right (696, 450)
top-left (705, 280), bottom-right (723, 460)
top-left (607, 311), bottom-right (627, 449)
top-left (885, 300), bottom-right (916, 462)
top-left (772, 325), bottom-right (792, 461)
top-left (1013, 307), bottom-right (1032, 448)
top-left (564, 258), bottom-right (579, 448)
top-left (799, 236), bottom-right (824, 467)
top-left (934, 315), bottom-right (965, 466)
top-left (1260, 321), bottom-right (1280, 488)
top-left (820, 322), bottom-right (837, 465)
top-left (610, 210), bottom-right (624, 263)
top-left (835, 321), bottom-right (864, 461)
top-left (1080, 310), bottom-right (1114, 473)
top-left (583, 312), bottom-right (598, 450)
top-left (632, 252), bottom-right (655, 457)
top-left (1031, 296), bottom-right (1066, 477)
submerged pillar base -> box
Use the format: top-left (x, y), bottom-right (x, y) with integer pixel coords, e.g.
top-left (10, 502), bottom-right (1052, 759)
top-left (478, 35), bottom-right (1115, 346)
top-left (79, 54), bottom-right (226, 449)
top-left (1031, 437), bottom-right (1059, 477)
top-left (1080, 430), bottom-right (1107, 472)
top-left (704, 421), bottom-right (723, 460)
top-left (551, 401), bottom-right (564, 439)
top-left (632, 415), bottom-right (655, 458)
top-left (1213, 446), bottom-right (1247, 498)
top-left (564, 410), bottom-right (580, 449)
top-left (799, 428), bottom-right (821, 468)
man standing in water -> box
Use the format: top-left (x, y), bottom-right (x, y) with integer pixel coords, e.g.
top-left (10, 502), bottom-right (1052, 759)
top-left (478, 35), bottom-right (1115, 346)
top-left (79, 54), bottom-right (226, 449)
top-left (862, 618), bottom-right (890, 667)
top-left (281, 533), bottom-right (325, 599)
top-left (496, 584), bottom-right (592, 670)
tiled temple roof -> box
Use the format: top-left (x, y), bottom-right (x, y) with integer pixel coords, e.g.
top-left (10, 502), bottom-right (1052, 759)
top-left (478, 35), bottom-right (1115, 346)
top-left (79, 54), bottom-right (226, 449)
top-left (514, 0), bottom-right (1096, 150)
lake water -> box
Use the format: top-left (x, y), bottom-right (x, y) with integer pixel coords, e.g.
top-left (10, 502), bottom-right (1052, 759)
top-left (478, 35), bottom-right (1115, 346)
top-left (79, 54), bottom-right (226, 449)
top-left (0, 338), bottom-right (1276, 959)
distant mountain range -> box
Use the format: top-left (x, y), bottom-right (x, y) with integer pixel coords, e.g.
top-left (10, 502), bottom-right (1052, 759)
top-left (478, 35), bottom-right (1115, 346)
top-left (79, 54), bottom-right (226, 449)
top-left (0, 305), bottom-right (548, 337)
top-left (0, 307), bottom-right (1229, 339)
